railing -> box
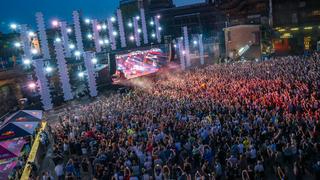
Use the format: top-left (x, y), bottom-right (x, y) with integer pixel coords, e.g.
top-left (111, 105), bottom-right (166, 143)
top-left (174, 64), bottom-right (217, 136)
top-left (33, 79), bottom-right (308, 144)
top-left (20, 121), bottom-right (47, 180)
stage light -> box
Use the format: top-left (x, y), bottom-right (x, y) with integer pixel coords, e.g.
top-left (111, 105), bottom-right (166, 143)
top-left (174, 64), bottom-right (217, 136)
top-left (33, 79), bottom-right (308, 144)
top-left (138, 29), bottom-right (142, 33)
top-left (74, 51), bottom-right (81, 57)
top-left (28, 82), bottom-right (36, 89)
top-left (28, 31), bottom-right (35, 37)
top-left (78, 72), bottom-right (84, 78)
top-left (69, 44), bottom-right (75, 49)
top-left (52, 20), bottom-right (59, 27)
top-left (158, 27), bottom-right (162, 31)
top-left (150, 21), bottom-right (154, 26)
top-left (67, 28), bottom-right (72, 33)
top-left (174, 44), bottom-right (177, 48)
top-left (129, 35), bottom-right (134, 41)
top-left (102, 24), bottom-right (107, 30)
top-left (128, 22), bottom-right (133, 28)
top-left (182, 51), bottom-right (186, 55)
top-left (31, 48), bottom-right (38, 55)
top-left (135, 16), bottom-right (140, 20)
top-left (151, 33), bottom-right (156, 38)
top-left (14, 42), bottom-right (21, 48)
top-left (55, 37), bottom-right (62, 42)
top-left (84, 18), bottom-right (91, 24)
top-left (10, 23), bottom-right (17, 30)
top-left (45, 66), bottom-right (53, 73)
top-left (23, 59), bottom-right (31, 65)
top-left (91, 58), bottom-right (98, 64)
top-left (193, 40), bottom-right (198, 45)
top-left (87, 33), bottom-right (93, 39)
top-left (99, 40), bottom-right (104, 45)
top-left (157, 15), bottom-right (161, 19)
top-left (110, 17), bottom-right (116, 22)
top-left (97, 24), bottom-right (102, 31)
top-left (112, 31), bottom-right (118, 36)
top-left (104, 39), bottom-right (110, 44)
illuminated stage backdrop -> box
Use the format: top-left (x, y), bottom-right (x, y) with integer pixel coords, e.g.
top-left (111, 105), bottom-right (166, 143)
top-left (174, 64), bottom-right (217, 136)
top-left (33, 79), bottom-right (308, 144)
top-left (117, 9), bottom-right (127, 48)
top-left (140, 8), bottom-right (148, 44)
top-left (183, 26), bottom-right (191, 67)
top-left (35, 12), bottom-right (51, 60)
top-left (133, 17), bottom-right (141, 47)
top-left (84, 52), bottom-right (98, 97)
top-left (72, 11), bottom-right (84, 53)
top-left (107, 18), bottom-right (117, 50)
top-left (60, 21), bottom-right (72, 58)
top-left (54, 41), bottom-right (73, 101)
top-left (92, 19), bottom-right (102, 53)
top-left (178, 38), bottom-right (186, 70)
top-left (33, 59), bottom-right (53, 110)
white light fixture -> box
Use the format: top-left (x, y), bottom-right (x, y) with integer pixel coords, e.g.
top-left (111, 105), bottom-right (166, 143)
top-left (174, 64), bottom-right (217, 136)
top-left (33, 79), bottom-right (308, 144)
top-left (174, 44), bottom-right (177, 48)
top-left (129, 35), bottom-right (135, 41)
top-left (67, 28), bottom-right (72, 33)
top-left (182, 50), bottom-right (186, 55)
top-left (55, 37), bottom-right (62, 42)
top-left (52, 20), bottom-right (59, 27)
top-left (102, 24), bottom-right (107, 30)
top-left (104, 39), bottom-right (110, 44)
top-left (150, 21), bottom-right (154, 26)
top-left (69, 44), bottom-right (75, 49)
top-left (84, 18), bottom-right (91, 24)
top-left (97, 24), bottom-right (102, 31)
top-left (138, 29), bottom-right (142, 33)
top-left (91, 58), bottom-right (98, 64)
top-left (128, 22), bottom-right (133, 28)
top-left (28, 31), bottom-right (35, 37)
top-left (74, 50), bottom-right (81, 57)
top-left (78, 72), bottom-right (84, 78)
top-left (87, 33), bottom-right (93, 39)
top-left (110, 17), bottom-right (116, 22)
top-left (99, 40), bottom-right (104, 45)
top-left (158, 27), bottom-right (162, 31)
top-left (14, 42), bottom-right (21, 48)
top-left (28, 82), bottom-right (36, 89)
top-left (10, 23), bottom-right (17, 30)
top-left (135, 16), bottom-right (140, 20)
top-left (151, 33), bottom-right (156, 38)
top-left (112, 31), bottom-right (118, 36)
top-left (23, 59), bottom-right (31, 65)
top-left (31, 48), bottom-right (38, 55)
top-left (45, 66), bottom-right (53, 73)
top-left (193, 40), bottom-right (198, 45)
top-left (157, 15), bottom-right (161, 19)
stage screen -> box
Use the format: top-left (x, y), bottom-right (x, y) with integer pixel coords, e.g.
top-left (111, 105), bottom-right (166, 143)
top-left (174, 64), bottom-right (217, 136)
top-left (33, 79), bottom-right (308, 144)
top-left (116, 48), bottom-right (167, 79)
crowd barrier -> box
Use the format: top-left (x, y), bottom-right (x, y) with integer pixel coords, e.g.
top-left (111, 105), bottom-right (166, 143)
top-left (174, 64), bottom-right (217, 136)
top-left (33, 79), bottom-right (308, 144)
top-left (20, 121), bottom-right (47, 180)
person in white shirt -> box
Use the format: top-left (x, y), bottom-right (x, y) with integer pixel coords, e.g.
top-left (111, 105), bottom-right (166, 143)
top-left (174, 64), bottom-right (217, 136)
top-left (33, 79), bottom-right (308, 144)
top-left (54, 164), bottom-right (64, 180)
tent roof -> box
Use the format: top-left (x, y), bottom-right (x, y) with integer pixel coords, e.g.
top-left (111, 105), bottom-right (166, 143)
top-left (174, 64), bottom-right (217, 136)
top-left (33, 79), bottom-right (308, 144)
top-left (0, 160), bottom-right (18, 178)
top-left (0, 122), bottom-right (39, 141)
top-left (0, 139), bottom-right (27, 158)
top-left (6, 110), bottom-right (42, 123)
top-left (0, 145), bottom-right (17, 160)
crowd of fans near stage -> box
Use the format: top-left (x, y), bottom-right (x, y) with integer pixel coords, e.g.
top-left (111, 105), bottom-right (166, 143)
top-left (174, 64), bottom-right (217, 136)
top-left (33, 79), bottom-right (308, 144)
top-left (48, 53), bottom-right (320, 180)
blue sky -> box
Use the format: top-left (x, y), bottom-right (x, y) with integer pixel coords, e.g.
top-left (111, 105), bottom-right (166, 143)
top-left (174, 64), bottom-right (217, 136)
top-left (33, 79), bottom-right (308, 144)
top-left (0, 0), bottom-right (204, 33)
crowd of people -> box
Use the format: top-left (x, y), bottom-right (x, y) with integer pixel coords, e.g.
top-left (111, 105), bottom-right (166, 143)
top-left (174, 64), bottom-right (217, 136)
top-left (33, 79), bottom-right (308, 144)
top-left (49, 54), bottom-right (320, 180)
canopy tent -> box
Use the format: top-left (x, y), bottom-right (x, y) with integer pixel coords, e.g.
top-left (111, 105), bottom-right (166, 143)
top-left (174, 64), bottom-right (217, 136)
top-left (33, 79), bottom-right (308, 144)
top-left (0, 122), bottom-right (39, 141)
top-left (4, 110), bottom-right (43, 125)
top-left (0, 139), bottom-right (27, 160)
top-left (0, 160), bottom-right (18, 179)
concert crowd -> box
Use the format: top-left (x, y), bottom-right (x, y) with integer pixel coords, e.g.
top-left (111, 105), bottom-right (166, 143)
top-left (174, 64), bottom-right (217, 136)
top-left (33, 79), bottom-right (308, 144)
top-left (49, 54), bottom-right (320, 180)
